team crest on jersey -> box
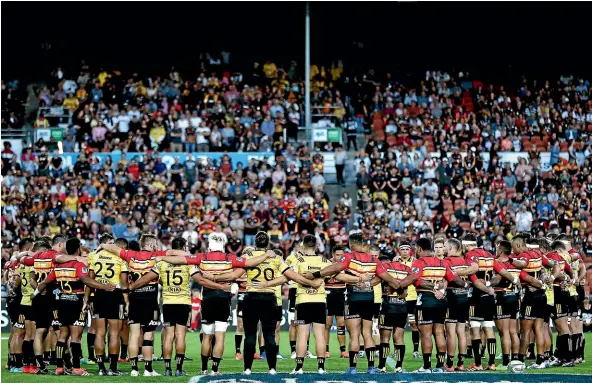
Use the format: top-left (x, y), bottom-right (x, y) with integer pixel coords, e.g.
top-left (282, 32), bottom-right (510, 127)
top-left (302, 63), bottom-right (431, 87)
top-left (235, 256), bottom-right (243, 262)
top-left (82, 267), bottom-right (88, 274)
top-left (412, 267), bottom-right (420, 274)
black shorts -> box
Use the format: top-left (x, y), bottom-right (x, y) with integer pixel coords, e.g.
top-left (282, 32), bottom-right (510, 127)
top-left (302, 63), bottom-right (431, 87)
top-left (288, 288), bottom-right (297, 313)
top-left (326, 288), bottom-right (345, 317)
top-left (295, 303), bottom-right (327, 325)
top-left (93, 291), bottom-right (125, 320)
top-left (374, 303), bottom-right (382, 318)
top-left (521, 290), bottom-right (547, 320)
top-left (551, 289), bottom-right (570, 320)
top-left (415, 293), bottom-right (447, 325)
top-left (163, 304), bottom-right (191, 327)
top-left (128, 296), bottom-right (160, 331)
top-left (7, 298), bottom-right (21, 324)
top-left (568, 295), bottom-right (580, 317)
top-left (237, 293), bottom-right (246, 318)
top-left (446, 293), bottom-right (469, 323)
top-left (57, 298), bottom-right (87, 327)
top-left (406, 300), bottom-right (417, 322)
top-left (495, 292), bottom-right (518, 320)
top-left (275, 306), bottom-right (284, 322)
top-left (379, 312), bottom-right (407, 330)
top-left (32, 294), bottom-right (57, 329)
top-left (577, 286), bottom-right (585, 304)
top-left (201, 296), bottom-right (231, 325)
top-left (345, 299), bottom-right (375, 321)
top-left (14, 305), bottom-right (33, 329)
top-left (469, 294), bottom-right (495, 322)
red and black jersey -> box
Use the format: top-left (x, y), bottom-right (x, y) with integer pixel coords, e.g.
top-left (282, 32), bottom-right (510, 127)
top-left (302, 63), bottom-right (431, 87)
top-left (493, 260), bottom-right (525, 292)
top-left (381, 261), bottom-right (412, 298)
top-left (185, 251), bottom-right (246, 298)
top-left (120, 249), bottom-right (167, 297)
top-left (519, 250), bottom-right (551, 282)
top-left (465, 248), bottom-right (494, 281)
top-left (45, 260), bottom-right (88, 296)
top-left (546, 251), bottom-right (572, 287)
top-left (23, 249), bottom-right (60, 293)
top-left (444, 256), bottom-right (470, 294)
top-left (412, 256), bottom-right (456, 292)
top-left (337, 251), bottom-right (386, 301)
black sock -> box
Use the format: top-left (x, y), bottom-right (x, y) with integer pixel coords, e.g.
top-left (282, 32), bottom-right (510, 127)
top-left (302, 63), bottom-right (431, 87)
top-left (50, 350), bottom-right (56, 363)
top-left (536, 354), bottom-right (545, 365)
top-left (326, 344), bottom-right (330, 353)
top-left (396, 344), bottom-right (405, 368)
top-left (378, 343), bottom-right (389, 369)
top-left (423, 353), bottom-right (431, 369)
top-left (87, 333), bottom-right (96, 360)
top-left (71, 342), bottom-right (82, 369)
top-left (109, 354), bottom-right (118, 371)
top-left (472, 339), bottom-right (482, 366)
top-left (259, 345), bottom-right (266, 355)
top-left (446, 354), bottom-right (454, 368)
top-left (120, 343), bottom-right (128, 359)
top-left (307, 340), bottom-right (310, 350)
top-left (340, 345), bottom-right (346, 352)
top-left (503, 354), bottom-right (510, 366)
top-left (349, 351), bottom-right (357, 368)
top-left (199, 333), bottom-right (204, 343)
top-left (43, 351), bottom-right (50, 361)
top-left (176, 354), bottom-right (184, 372)
top-left (480, 343), bottom-right (486, 358)
top-left (8, 353), bottom-right (14, 368)
top-left (145, 360), bottom-right (153, 372)
top-left (296, 356), bottom-right (304, 370)
top-left (56, 341), bottom-right (66, 368)
top-left (467, 345), bottom-right (473, 358)
top-left (23, 341), bottom-right (32, 366)
top-left (457, 353), bottom-right (465, 367)
top-left (235, 334), bottom-right (243, 353)
top-left (35, 355), bottom-right (46, 370)
top-left (64, 349), bottom-right (72, 369)
top-left (201, 354), bottom-right (209, 371)
top-left (318, 357), bottom-right (325, 370)
top-left (96, 354), bottom-right (106, 372)
top-left (518, 353), bottom-right (525, 362)
top-left (412, 331), bottom-right (420, 352)
top-left (164, 359), bottom-right (171, 371)
top-left (487, 338), bottom-right (497, 366)
top-left (290, 341), bottom-right (296, 353)
top-left (211, 357), bottom-right (221, 372)
top-left (528, 343), bottom-right (535, 359)
top-left (359, 345), bottom-right (365, 352)
top-left (14, 353), bottom-right (23, 368)
top-left (130, 356), bottom-right (138, 371)
top-left (436, 352), bottom-right (446, 368)
top-left (365, 347), bottom-right (375, 368)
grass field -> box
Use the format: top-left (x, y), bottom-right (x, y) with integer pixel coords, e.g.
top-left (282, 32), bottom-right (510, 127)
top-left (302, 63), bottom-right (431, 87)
top-left (2, 331), bottom-right (591, 382)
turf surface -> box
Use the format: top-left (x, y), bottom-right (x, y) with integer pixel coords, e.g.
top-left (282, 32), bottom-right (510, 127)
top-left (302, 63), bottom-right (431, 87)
top-left (2, 331), bottom-right (591, 382)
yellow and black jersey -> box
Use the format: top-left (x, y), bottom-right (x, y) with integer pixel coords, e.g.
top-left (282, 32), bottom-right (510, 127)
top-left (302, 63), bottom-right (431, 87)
top-left (151, 261), bottom-right (197, 305)
top-left (285, 252), bottom-right (301, 288)
top-left (89, 250), bottom-right (129, 286)
top-left (19, 265), bottom-right (35, 306)
top-left (291, 254), bottom-right (329, 304)
top-left (243, 248), bottom-right (289, 300)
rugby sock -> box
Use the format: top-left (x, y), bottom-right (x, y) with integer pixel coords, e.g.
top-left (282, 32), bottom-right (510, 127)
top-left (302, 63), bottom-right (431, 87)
top-left (87, 333), bottom-right (96, 360)
top-left (348, 351), bottom-right (357, 368)
top-left (340, 345), bottom-right (346, 352)
top-left (457, 353), bottom-right (465, 367)
top-left (259, 345), bottom-right (266, 355)
top-left (466, 345), bottom-right (473, 359)
top-left (235, 334), bottom-right (243, 353)
top-left (472, 339), bottom-right (482, 366)
top-left (378, 343), bottom-right (389, 369)
top-left (211, 357), bottom-right (221, 372)
top-left (487, 338), bottom-right (497, 366)
top-left (480, 343), bottom-right (486, 358)
top-left (326, 344), bottom-right (330, 353)
top-left (50, 350), bottom-right (57, 364)
top-left (43, 351), bottom-right (50, 361)
top-left (35, 355), bottom-right (46, 370)
top-left (396, 345), bottom-right (405, 368)
top-left (296, 357), bottom-right (304, 371)
top-left (23, 340), bottom-right (33, 366)
top-left (317, 357), bottom-right (325, 370)
top-left (109, 353), bottom-right (118, 371)
top-left (130, 357), bottom-right (139, 371)
top-left (436, 352), bottom-right (446, 368)
top-left (365, 347), bottom-right (375, 367)
top-left (536, 354), bottom-right (545, 365)
top-left (64, 348), bottom-right (73, 369)
top-left (71, 342), bottom-right (82, 369)
top-left (96, 354), bottom-right (106, 372)
top-left (8, 353), bottom-right (13, 369)
top-left (412, 331), bottom-right (420, 352)
top-left (14, 353), bottom-right (23, 368)
top-left (503, 354), bottom-right (510, 366)
top-left (175, 354), bottom-right (184, 372)
top-left (56, 341), bottom-right (66, 368)
top-left (446, 354), bottom-right (454, 368)
top-left (569, 335), bottom-right (576, 360)
top-left (518, 353), bottom-right (525, 362)
top-left (120, 342), bottom-right (128, 359)
top-left (145, 360), bottom-right (153, 373)
top-left (422, 353), bottom-right (431, 369)
top-left (527, 343), bottom-right (535, 359)
top-left (290, 341), bottom-right (296, 353)
top-left (359, 344), bottom-right (365, 353)
top-left (574, 334), bottom-right (581, 359)
top-left (164, 359), bottom-right (172, 372)
top-left (201, 354), bottom-right (209, 372)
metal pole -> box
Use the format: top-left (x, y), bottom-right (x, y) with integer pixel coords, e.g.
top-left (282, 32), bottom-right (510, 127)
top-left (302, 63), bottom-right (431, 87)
top-left (305, 1), bottom-right (313, 149)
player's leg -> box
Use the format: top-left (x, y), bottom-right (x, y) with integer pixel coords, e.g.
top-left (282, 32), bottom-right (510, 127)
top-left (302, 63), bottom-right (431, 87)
top-left (378, 325), bottom-right (392, 371)
top-left (509, 319), bottom-right (520, 360)
top-left (120, 321), bottom-right (129, 362)
top-left (235, 315), bottom-right (244, 359)
top-left (241, 296), bottom-right (260, 372)
top-left (10, 315), bottom-right (25, 371)
top-left (87, 319), bottom-right (97, 362)
top-left (445, 322), bottom-right (457, 370)
top-left (393, 325), bottom-right (406, 371)
top-left (289, 289), bottom-right (298, 358)
top-left (162, 323), bottom-right (175, 375)
top-left (533, 317), bottom-right (546, 366)
top-left (142, 329), bottom-right (156, 374)
top-left (68, 324), bottom-right (88, 374)
top-left (496, 318), bottom-right (510, 367)
top-left (361, 317), bottom-right (377, 370)
top-left (45, 328), bottom-right (56, 364)
top-left (325, 314), bottom-right (334, 358)
top-left (418, 322), bottom-right (434, 371)
top-left (294, 318), bottom-right (311, 372)
top-left (456, 322), bottom-right (467, 369)
top-left (519, 318), bottom-right (534, 362)
top-left (258, 324), bottom-right (266, 357)
top-left (55, 325), bottom-right (70, 373)
top-left (275, 308), bottom-right (282, 358)
top-left (174, 321), bottom-right (188, 375)
top-left (312, 321), bottom-right (327, 372)
top-left (211, 321), bottom-right (229, 375)
top-left (127, 323), bottom-right (142, 374)
top-left (482, 320), bottom-right (497, 369)
top-left (345, 316), bottom-right (361, 370)
top-left (336, 316), bottom-right (347, 357)
top-left (107, 319), bottom-right (122, 373)
top-left (94, 318), bottom-right (108, 373)
top-left (261, 302), bottom-right (279, 372)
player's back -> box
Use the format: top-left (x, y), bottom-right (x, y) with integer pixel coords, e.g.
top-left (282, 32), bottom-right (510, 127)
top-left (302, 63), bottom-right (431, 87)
top-left (53, 260), bottom-right (87, 296)
top-left (292, 254), bottom-right (329, 304)
top-left (153, 261), bottom-right (193, 305)
top-left (399, 257), bottom-right (417, 300)
top-left (244, 249), bottom-right (289, 295)
top-left (19, 264), bottom-right (35, 306)
top-left (89, 249), bottom-right (129, 286)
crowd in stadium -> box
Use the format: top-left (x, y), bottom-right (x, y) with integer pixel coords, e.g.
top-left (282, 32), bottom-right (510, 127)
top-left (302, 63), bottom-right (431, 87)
top-left (1, 56), bottom-right (592, 377)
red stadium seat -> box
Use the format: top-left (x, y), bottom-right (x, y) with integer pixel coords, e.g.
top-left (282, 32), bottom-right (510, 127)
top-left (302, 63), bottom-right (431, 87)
top-left (506, 188), bottom-right (516, 198)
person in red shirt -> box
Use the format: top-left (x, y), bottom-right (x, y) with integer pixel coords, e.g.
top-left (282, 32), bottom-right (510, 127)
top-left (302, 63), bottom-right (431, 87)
top-left (303, 232), bottom-right (402, 374)
top-left (34, 238), bottom-right (115, 376)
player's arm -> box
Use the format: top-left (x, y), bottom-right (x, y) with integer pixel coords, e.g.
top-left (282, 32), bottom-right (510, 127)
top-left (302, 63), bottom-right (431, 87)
top-left (377, 269), bottom-right (401, 290)
top-left (80, 275), bottom-right (116, 291)
top-left (32, 271), bottom-right (56, 297)
top-left (334, 272), bottom-right (373, 283)
top-left (208, 268), bottom-right (247, 282)
top-left (254, 275), bottom-right (289, 288)
top-left (494, 261), bottom-right (520, 284)
top-left (55, 254), bottom-right (87, 264)
top-left (29, 270), bottom-right (38, 289)
top-left (578, 259), bottom-right (586, 284)
top-left (458, 261), bottom-right (478, 276)
top-left (398, 274), bottom-right (418, 289)
top-left (191, 272), bottom-right (232, 292)
top-left (306, 260), bottom-right (346, 280)
top-left (509, 255), bottom-right (528, 269)
top-left (519, 271), bottom-right (544, 289)
top-left (131, 271), bottom-right (158, 290)
top-left (243, 250), bottom-right (274, 268)
top-left (472, 277), bottom-right (495, 295)
top-left (489, 274), bottom-right (502, 286)
top-left (96, 243), bottom-right (123, 254)
top-left (119, 271), bottom-right (130, 311)
top-left (284, 269), bottom-right (322, 288)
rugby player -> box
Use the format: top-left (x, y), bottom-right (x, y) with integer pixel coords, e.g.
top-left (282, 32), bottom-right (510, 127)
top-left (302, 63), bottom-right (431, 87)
top-left (233, 269), bottom-right (248, 360)
top-left (87, 234), bottom-right (130, 376)
top-left (397, 241), bottom-right (420, 358)
top-left (302, 232), bottom-right (405, 374)
top-left (324, 246), bottom-right (348, 359)
top-left (33, 238), bottom-right (116, 376)
top-left (251, 234), bottom-right (326, 374)
top-left (369, 245), bottom-right (384, 360)
top-left (285, 243), bottom-right (302, 359)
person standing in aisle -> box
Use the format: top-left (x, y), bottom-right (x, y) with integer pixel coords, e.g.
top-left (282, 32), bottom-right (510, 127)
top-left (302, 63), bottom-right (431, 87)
top-left (334, 145), bottom-right (347, 186)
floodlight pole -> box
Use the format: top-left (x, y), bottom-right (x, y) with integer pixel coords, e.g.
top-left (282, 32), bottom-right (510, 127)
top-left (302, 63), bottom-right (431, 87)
top-left (305, 1), bottom-right (313, 149)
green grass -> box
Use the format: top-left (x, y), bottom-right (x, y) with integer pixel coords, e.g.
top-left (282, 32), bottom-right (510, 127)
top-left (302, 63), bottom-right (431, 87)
top-left (2, 331), bottom-right (592, 382)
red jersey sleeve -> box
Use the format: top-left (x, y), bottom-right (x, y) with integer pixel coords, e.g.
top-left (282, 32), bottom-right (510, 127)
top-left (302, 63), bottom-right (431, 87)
top-left (515, 252), bottom-right (530, 263)
top-left (519, 270), bottom-right (531, 281)
top-left (564, 261), bottom-right (572, 273)
top-left (185, 254), bottom-right (203, 266)
top-left (465, 250), bottom-right (478, 265)
top-left (337, 253), bottom-right (352, 269)
top-left (469, 274), bottom-right (478, 282)
top-left (375, 260), bottom-right (386, 276)
top-left (542, 255), bottom-right (551, 268)
top-left (231, 255), bottom-right (246, 268)
top-left (119, 250), bottom-right (131, 262)
top-left (444, 266), bottom-right (456, 282)
top-left (411, 259), bottom-right (424, 287)
top-left (153, 250), bottom-right (167, 257)
top-left (75, 262), bottom-right (89, 278)
top-left (22, 255), bottom-right (36, 266)
top-left (493, 261), bottom-right (506, 273)
top-left (45, 270), bottom-right (57, 283)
